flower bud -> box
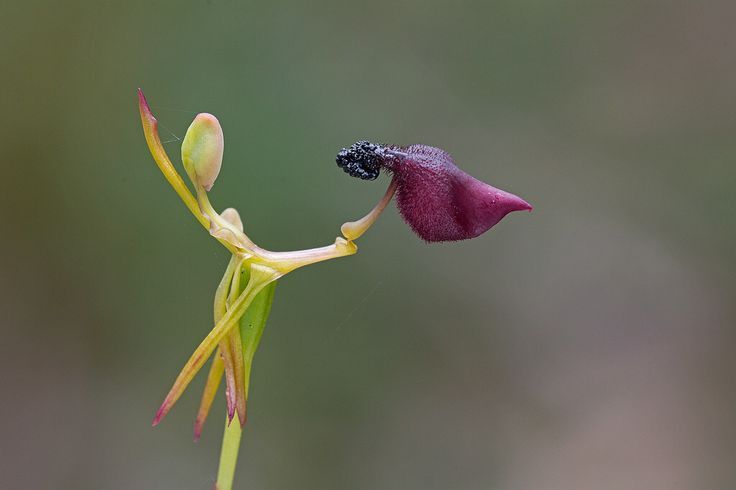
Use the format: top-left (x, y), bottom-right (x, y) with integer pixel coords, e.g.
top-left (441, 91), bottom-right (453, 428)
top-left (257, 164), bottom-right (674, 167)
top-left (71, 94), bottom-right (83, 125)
top-left (181, 113), bottom-right (224, 191)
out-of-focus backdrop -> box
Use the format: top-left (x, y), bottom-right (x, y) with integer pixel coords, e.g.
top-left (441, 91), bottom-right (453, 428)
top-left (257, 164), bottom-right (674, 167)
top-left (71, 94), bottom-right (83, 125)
top-left (1, 1), bottom-right (735, 489)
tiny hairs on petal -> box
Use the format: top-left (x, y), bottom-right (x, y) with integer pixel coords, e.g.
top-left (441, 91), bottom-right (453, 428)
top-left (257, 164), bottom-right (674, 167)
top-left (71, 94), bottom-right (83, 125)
top-left (336, 142), bottom-right (531, 242)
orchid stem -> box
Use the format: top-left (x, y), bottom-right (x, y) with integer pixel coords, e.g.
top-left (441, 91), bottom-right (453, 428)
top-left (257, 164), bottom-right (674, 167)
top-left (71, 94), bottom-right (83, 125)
top-left (216, 417), bottom-right (243, 490)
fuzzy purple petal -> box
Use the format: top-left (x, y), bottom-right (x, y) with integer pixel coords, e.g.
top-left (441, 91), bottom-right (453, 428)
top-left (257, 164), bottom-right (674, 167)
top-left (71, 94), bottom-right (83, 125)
top-left (389, 145), bottom-right (531, 242)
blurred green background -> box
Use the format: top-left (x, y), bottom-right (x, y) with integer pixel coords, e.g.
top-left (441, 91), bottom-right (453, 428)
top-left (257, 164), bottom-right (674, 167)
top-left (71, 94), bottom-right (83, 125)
top-left (2, 1), bottom-right (735, 489)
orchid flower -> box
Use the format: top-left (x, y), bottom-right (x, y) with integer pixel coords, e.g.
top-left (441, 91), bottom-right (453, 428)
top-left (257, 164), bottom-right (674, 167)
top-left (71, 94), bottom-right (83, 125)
top-left (137, 89), bottom-right (530, 489)
top-left (336, 140), bottom-right (532, 241)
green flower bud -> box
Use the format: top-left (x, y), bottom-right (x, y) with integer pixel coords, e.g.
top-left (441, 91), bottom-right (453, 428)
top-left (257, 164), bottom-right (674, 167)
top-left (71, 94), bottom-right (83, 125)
top-left (181, 113), bottom-right (224, 191)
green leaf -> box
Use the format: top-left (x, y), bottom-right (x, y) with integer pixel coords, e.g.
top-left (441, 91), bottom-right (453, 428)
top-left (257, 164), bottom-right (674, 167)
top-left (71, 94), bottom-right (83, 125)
top-left (240, 280), bottom-right (277, 395)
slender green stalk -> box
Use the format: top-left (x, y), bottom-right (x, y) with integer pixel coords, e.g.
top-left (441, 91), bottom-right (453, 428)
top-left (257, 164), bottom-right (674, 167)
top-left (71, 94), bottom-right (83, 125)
top-left (216, 419), bottom-right (243, 490)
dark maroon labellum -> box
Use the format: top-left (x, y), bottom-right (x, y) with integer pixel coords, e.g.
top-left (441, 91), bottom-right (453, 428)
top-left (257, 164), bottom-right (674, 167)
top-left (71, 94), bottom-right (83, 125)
top-left (336, 141), bottom-right (531, 242)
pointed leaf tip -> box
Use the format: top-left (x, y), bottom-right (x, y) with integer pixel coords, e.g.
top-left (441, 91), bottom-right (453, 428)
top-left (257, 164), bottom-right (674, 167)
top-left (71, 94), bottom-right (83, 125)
top-left (137, 88), bottom-right (153, 120)
top-left (194, 351), bottom-right (225, 441)
top-left (152, 402), bottom-right (168, 427)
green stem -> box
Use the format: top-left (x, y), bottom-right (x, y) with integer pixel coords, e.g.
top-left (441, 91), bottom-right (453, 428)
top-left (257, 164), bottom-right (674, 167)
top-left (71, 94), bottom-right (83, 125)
top-left (216, 419), bottom-right (243, 490)
top-left (214, 276), bottom-right (277, 490)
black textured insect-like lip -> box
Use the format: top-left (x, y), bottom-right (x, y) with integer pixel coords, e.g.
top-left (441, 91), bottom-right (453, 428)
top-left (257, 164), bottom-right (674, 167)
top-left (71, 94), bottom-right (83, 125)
top-left (335, 140), bottom-right (385, 181)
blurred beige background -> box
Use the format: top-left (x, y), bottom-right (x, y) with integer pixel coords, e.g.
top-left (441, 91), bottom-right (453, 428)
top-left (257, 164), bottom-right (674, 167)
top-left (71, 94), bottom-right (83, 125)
top-left (1, 1), bottom-right (735, 489)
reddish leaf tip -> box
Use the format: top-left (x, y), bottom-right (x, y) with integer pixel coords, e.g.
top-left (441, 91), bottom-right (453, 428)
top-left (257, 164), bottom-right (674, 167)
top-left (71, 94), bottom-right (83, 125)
top-left (237, 407), bottom-right (248, 427)
top-left (137, 88), bottom-right (148, 109)
top-left (193, 422), bottom-right (203, 442)
top-left (152, 400), bottom-right (169, 427)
